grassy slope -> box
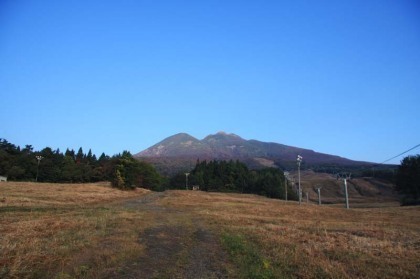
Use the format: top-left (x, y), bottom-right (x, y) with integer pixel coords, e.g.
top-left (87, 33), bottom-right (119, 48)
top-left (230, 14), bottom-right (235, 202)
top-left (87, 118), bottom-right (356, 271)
top-left (1, 182), bottom-right (419, 278)
top-left (162, 191), bottom-right (419, 278)
top-left (290, 170), bottom-right (398, 205)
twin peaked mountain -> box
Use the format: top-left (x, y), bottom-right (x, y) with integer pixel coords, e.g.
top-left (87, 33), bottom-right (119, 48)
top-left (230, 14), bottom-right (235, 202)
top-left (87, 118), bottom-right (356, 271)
top-left (135, 132), bottom-right (367, 172)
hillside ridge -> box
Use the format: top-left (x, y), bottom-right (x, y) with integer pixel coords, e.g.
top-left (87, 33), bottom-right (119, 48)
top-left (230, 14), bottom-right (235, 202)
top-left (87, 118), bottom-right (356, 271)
top-left (135, 132), bottom-right (371, 170)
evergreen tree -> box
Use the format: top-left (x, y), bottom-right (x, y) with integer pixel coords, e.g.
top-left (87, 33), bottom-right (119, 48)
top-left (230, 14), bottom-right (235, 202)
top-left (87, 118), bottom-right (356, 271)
top-left (110, 151), bottom-right (162, 190)
top-left (396, 155), bottom-right (420, 205)
top-left (65, 149), bottom-right (75, 160)
top-left (76, 147), bottom-right (85, 164)
top-left (37, 148), bottom-right (63, 182)
top-left (62, 155), bottom-right (77, 182)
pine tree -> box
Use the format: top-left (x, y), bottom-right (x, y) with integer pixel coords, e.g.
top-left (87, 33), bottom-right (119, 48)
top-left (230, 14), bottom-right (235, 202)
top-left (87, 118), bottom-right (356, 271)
top-left (76, 147), bottom-right (84, 164)
top-left (112, 169), bottom-right (125, 189)
top-left (396, 155), bottom-right (420, 205)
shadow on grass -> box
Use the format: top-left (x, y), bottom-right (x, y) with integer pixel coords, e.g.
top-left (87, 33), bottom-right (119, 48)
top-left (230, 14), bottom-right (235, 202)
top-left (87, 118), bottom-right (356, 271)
top-left (0, 206), bottom-right (111, 213)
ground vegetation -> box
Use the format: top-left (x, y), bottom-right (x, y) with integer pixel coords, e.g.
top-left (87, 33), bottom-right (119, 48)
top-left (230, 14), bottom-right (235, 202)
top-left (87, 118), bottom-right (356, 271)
top-left (1, 182), bottom-right (419, 278)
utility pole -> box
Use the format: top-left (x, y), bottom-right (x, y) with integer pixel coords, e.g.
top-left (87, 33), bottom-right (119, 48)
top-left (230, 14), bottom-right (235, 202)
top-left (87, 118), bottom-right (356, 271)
top-left (316, 187), bottom-right (322, 205)
top-left (297, 155), bottom-right (303, 205)
top-left (283, 171), bottom-right (289, 201)
top-left (343, 178), bottom-right (349, 209)
top-left (337, 173), bottom-right (351, 209)
top-left (185, 173), bottom-right (190, 190)
top-left (35, 155), bottom-right (43, 182)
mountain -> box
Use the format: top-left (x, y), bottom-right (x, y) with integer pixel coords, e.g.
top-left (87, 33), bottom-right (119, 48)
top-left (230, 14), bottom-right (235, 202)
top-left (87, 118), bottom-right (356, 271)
top-left (138, 133), bottom-right (210, 158)
top-left (135, 132), bottom-right (372, 175)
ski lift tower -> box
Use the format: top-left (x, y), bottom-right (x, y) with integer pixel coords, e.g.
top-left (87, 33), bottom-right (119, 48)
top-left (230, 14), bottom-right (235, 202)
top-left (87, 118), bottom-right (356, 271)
top-left (337, 173), bottom-right (351, 209)
top-left (315, 186), bottom-right (322, 205)
top-left (35, 155), bottom-right (43, 182)
top-left (185, 173), bottom-right (190, 190)
top-left (297, 155), bottom-right (303, 205)
top-left (283, 171), bottom-right (289, 201)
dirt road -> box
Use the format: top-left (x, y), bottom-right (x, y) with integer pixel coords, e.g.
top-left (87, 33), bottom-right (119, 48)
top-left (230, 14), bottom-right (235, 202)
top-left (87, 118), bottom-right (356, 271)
top-left (102, 192), bottom-right (234, 279)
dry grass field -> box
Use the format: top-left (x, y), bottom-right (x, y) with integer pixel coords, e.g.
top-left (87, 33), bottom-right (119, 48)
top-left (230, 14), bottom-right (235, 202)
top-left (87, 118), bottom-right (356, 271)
top-left (0, 182), bottom-right (150, 207)
top-left (1, 182), bottom-right (419, 278)
top-left (162, 191), bottom-right (420, 278)
top-left (0, 182), bottom-right (151, 278)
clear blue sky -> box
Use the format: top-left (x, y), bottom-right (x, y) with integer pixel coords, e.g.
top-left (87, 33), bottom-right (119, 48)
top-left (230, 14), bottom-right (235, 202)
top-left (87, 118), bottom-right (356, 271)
top-left (1, 0), bottom-right (419, 164)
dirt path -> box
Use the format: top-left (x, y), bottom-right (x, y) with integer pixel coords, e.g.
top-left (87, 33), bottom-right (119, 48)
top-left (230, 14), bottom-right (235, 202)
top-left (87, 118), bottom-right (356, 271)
top-left (103, 192), bottom-right (233, 279)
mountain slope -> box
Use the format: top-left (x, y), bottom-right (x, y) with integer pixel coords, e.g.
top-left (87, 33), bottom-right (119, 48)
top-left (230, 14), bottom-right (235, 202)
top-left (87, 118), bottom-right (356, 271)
top-left (138, 133), bottom-right (211, 158)
top-left (135, 132), bottom-right (398, 203)
top-left (135, 132), bottom-right (370, 173)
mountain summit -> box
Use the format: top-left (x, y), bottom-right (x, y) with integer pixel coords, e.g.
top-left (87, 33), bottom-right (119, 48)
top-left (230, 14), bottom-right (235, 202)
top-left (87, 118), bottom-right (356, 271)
top-left (137, 133), bottom-right (210, 158)
top-left (135, 132), bottom-right (368, 171)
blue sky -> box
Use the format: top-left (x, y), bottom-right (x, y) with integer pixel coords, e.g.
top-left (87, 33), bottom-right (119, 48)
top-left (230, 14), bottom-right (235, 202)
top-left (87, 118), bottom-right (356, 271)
top-left (1, 0), bottom-right (419, 164)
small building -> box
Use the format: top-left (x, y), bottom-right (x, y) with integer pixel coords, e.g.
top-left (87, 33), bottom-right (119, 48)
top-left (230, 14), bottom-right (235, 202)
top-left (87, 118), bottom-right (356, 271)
top-left (0, 176), bottom-right (7, 182)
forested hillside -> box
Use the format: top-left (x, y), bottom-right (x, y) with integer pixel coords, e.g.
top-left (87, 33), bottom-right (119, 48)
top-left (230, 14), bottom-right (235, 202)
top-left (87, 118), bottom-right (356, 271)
top-left (0, 139), bottom-right (162, 191)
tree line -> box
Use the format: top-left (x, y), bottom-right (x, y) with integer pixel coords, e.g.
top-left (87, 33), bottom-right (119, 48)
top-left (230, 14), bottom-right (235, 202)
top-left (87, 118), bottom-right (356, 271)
top-left (169, 160), bottom-right (299, 200)
top-left (0, 139), bottom-right (162, 191)
top-left (3, 138), bottom-right (417, 204)
top-left (0, 139), bottom-right (298, 200)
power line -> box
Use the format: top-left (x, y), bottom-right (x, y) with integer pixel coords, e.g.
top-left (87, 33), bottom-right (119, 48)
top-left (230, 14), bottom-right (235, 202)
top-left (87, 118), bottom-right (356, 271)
top-left (378, 143), bottom-right (420, 165)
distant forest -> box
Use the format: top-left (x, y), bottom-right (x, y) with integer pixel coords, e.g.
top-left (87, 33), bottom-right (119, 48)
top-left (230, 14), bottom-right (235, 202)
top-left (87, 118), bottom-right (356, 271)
top-left (4, 138), bottom-right (413, 203)
top-left (0, 139), bottom-right (161, 190)
top-left (0, 139), bottom-right (298, 200)
top-left (170, 160), bottom-right (298, 200)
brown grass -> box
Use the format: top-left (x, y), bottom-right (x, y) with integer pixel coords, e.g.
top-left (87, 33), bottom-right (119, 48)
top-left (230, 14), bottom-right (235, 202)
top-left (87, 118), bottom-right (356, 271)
top-left (161, 191), bottom-right (420, 279)
top-left (289, 170), bottom-right (398, 205)
top-left (0, 182), bottom-right (150, 278)
top-left (0, 181), bottom-right (149, 207)
top-left (1, 182), bottom-right (419, 278)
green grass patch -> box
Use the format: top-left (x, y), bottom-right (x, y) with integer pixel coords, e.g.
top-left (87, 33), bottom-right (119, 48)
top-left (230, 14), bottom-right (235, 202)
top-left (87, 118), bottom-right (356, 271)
top-left (221, 232), bottom-right (275, 279)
